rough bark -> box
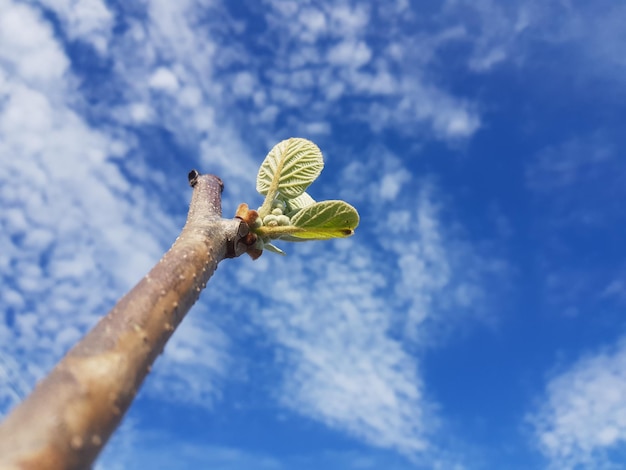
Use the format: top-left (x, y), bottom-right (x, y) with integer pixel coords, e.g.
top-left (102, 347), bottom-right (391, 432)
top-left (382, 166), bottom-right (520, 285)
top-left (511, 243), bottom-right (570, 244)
top-left (0, 172), bottom-right (248, 470)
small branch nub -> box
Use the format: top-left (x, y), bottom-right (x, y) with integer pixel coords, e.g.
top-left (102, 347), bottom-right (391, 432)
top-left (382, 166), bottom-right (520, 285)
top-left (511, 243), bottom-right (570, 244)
top-left (188, 170), bottom-right (200, 187)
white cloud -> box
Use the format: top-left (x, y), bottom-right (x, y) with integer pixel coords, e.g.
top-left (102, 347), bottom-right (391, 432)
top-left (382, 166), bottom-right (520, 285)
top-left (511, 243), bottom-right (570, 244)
top-left (4, 1), bottom-right (259, 421)
top-left (526, 133), bottom-right (626, 317)
top-left (379, 169), bottom-right (411, 201)
top-left (386, 183), bottom-right (501, 343)
top-left (255, 1), bottom-right (482, 141)
top-left (529, 1), bottom-right (626, 81)
top-left (145, 307), bottom-right (231, 408)
top-left (298, 6), bottom-right (327, 41)
top-left (0, 2), bottom-right (504, 465)
top-left (214, 144), bottom-right (504, 459)
top-left (526, 133), bottom-right (615, 193)
top-left (328, 3), bottom-right (370, 34)
top-left (443, 0), bottom-right (626, 87)
top-left (98, 424), bottom-right (284, 470)
top-left (4, 2), bottom-right (626, 469)
top-left (34, 0), bottom-right (114, 54)
top-left (530, 338), bottom-right (626, 469)
top-left (0, 0), bottom-right (69, 83)
top-left (235, 243), bottom-right (434, 455)
top-left (0, 0), bottom-right (227, 417)
top-left (327, 40), bottom-right (372, 68)
top-left (526, 131), bottom-right (626, 231)
top-left (98, 421), bottom-right (469, 470)
top-left (444, 0), bottom-right (532, 71)
top-left (149, 67), bottom-right (180, 93)
top-left (0, 352), bottom-right (32, 418)
top-left (602, 280), bottom-right (626, 302)
top-left (231, 71), bottom-right (256, 97)
top-left (430, 103), bottom-right (481, 140)
top-left (128, 101), bottom-right (154, 123)
top-left (100, 0), bottom-right (485, 190)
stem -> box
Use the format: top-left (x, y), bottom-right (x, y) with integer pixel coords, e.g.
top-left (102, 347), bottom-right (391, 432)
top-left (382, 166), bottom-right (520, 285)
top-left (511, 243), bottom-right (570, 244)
top-left (0, 172), bottom-right (248, 470)
top-left (258, 181), bottom-right (279, 219)
top-left (255, 225), bottom-right (303, 237)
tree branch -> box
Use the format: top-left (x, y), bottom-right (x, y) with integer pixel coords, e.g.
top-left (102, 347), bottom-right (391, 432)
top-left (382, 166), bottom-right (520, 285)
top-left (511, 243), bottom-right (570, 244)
top-left (0, 172), bottom-right (248, 470)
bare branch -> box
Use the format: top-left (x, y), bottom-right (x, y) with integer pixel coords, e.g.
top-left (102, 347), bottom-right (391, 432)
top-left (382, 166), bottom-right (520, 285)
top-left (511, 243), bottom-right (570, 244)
top-left (0, 172), bottom-right (248, 470)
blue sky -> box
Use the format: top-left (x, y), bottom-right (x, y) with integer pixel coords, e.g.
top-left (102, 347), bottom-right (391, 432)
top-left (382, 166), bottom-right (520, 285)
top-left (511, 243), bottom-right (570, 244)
top-left (1, 0), bottom-right (626, 468)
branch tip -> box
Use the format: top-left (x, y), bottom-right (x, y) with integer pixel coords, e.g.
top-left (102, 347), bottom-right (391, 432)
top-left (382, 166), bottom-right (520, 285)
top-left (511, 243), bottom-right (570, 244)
top-left (188, 169), bottom-right (200, 187)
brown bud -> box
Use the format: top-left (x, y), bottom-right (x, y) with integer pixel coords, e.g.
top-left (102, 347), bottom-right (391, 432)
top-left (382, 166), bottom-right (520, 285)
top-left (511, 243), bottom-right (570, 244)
top-left (246, 247), bottom-right (263, 260)
top-left (235, 203), bottom-right (260, 227)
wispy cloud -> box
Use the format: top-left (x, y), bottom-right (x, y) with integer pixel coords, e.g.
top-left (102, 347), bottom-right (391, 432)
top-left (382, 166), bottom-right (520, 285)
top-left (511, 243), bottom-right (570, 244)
top-left (98, 417), bottom-right (465, 470)
top-left (251, 246), bottom-right (433, 455)
top-left (339, 149), bottom-right (505, 343)
top-left (34, 0), bottom-right (114, 54)
top-left (0, 352), bottom-right (31, 418)
top-left (525, 132), bottom-right (626, 317)
top-left (535, 1), bottom-right (626, 82)
top-left (0, 0), bottom-right (201, 412)
top-left (258, 1), bottom-right (481, 139)
top-left (442, 0), bottom-right (533, 71)
top-left (529, 338), bottom-right (626, 469)
top-left (98, 423), bottom-right (430, 470)
top-left (1, 0), bottom-right (504, 466)
top-left (443, 0), bottom-right (626, 86)
top-left (212, 145), bottom-right (505, 459)
top-left (526, 132), bottom-right (623, 226)
top-left (145, 305), bottom-right (232, 408)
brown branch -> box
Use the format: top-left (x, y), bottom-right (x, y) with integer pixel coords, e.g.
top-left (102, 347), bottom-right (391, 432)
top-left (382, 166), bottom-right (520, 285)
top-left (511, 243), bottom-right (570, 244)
top-left (0, 171), bottom-right (249, 470)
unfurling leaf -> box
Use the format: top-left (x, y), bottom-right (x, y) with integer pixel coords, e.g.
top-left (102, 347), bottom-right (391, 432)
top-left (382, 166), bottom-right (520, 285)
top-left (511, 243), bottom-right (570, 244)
top-left (285, 192), bottom-right (316, 213)
top-left (288, 200), bottom-right (359, 240)
top-left (241, 137), bottom-right (359, 258)
top-left (263, 242), bottom-right (286, 255)
top-left (256, 138), bottom-right (324, 200)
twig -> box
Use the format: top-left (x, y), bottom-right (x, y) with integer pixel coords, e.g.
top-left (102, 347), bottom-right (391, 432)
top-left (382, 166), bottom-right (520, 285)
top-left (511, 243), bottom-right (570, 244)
top-left (0, 172), bottom-right (248, 470)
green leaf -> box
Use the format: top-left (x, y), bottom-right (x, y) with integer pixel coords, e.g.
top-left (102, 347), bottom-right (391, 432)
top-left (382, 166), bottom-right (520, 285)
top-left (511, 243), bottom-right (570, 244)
top-left (256, 138), bottom-right (324, 200)
top-left (288, 200), bottom-right (359, 240)
top-left (285, 192), bottom-right (315, 213)
top-left (263, 242), bottom-right (286, 255)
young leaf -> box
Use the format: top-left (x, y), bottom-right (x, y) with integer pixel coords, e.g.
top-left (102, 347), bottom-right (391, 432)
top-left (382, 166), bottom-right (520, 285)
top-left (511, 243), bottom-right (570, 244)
top-left (288, 200), bottom-right (359, 240)
top-left (263, 242), bottom-right (286, 255)
top-left (285, 192), bottom-right (315, 213)
top-left (256, 138), bottom-right (324, 200)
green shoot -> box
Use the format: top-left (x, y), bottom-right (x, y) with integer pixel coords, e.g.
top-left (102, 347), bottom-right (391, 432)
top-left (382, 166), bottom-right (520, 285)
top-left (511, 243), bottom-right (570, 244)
top-left (236, 137), bottom-right (359, 259)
